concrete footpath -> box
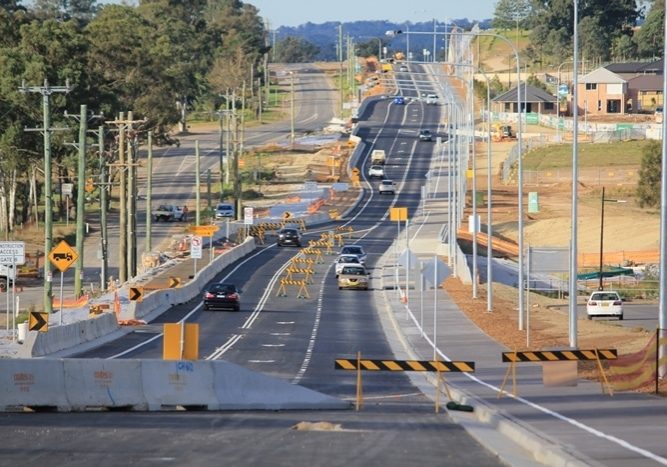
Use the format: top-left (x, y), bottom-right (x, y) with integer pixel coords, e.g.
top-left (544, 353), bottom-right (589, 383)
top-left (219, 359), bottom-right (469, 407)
top-left (374, 154), bottom-right (667, 466)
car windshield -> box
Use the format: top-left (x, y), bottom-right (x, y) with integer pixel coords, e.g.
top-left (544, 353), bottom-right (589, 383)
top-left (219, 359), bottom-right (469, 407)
top-left (342, 267), bottom-right (365, 275)
top-left (591, 292), bottom-right (620, 301)
top-left (212, 284), bottom-right (236, 293)
top-left (338, 256), bottom-right (359, 263)
top-left (281, 229), bottom-right (298, 235)
top-left (381, 180), bottom-right (393, 186)
top-left (158, 205), bottom-right (169, 210)
top-left (217, 204), bottom-right (231, 210)
top-left (342, 246), bottom-right (363, 255)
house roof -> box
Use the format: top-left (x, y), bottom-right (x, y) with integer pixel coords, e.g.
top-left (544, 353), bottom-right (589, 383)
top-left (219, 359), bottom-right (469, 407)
top-left (581, 67), bottom-right (626, 84)
top-left (606, 60), bottom-right (663, 75)
top-left (492, 83), bottom-right (556, 103)
top-left (628, 74), bottom-right (664, 91)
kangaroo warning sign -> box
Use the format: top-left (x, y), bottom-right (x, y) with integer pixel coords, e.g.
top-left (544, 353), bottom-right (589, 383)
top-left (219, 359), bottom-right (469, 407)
top-left (48, 240), bottom-right (79, 273)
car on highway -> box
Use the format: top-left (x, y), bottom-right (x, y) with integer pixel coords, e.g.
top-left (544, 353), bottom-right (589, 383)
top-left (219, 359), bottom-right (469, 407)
top-left (203, 283), bottom-right (241, 311)
top-left (378, 179), bottom-right (396, 195)
top-left (337, 264), bottom-right (370, 290)
top-left (368, 165), bottom-right (385, 178)
top-left (334, 254), bottom-right (362, 277)
top-left (425, 93), bottom-right (439, 105)
top-left (339, 244), bottom-right (367, 264)
top-left (215, 203), bottom-right (235, 219)
top-left (399, 65), bottom-right (409, 72)
top-left (393, 96), bottom-right (405, 105)
top-left (277, 227), bottom-right (302, 247)
top-left (418, 129), bottom-right (433, 141)
top-left (586, 291), bottom-right (623, 320)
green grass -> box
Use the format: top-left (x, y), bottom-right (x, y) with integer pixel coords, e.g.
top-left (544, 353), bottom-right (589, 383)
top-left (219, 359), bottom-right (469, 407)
top-left (522, 140), bottom-right (650, 170)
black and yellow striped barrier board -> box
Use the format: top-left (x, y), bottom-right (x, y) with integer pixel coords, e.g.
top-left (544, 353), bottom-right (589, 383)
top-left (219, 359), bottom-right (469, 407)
top-left (502, 349), bottom-right (618, 363)
top-left (335, 359), bottom-right (475, 372)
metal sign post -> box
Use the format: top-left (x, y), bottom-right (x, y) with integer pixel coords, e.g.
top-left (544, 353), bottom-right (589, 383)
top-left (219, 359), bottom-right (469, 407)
top-left (58, 270), bottom-right (64, 325)
top-left (191, 235), bottom-right (203, 276)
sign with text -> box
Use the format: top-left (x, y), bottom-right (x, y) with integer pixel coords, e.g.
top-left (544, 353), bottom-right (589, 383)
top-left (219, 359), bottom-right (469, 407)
top-left (244, 207), bottom-right (254, 225)
top-left (0, 241), bottom-right (25, 265)
top-left (189, 225), bottom-right (218, 237)
top-left (190, 236), bottom-right (203, 259)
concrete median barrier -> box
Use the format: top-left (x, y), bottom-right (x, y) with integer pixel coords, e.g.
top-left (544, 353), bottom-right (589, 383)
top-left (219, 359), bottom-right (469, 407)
top-left (63, 359), bottom-right (147, 411)
top-left (0, 358), bottom-right (349, 412)
top-left (0, 359), bottom-right (69, 411)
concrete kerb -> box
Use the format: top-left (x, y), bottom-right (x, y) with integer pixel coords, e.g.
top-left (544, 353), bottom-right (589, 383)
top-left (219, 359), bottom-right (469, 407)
top-left (376, 243), bottom-right (592, 467)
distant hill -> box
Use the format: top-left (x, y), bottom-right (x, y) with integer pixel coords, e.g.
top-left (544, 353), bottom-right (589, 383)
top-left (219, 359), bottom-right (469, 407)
top-left (272, 19), bottom-right (492, 61)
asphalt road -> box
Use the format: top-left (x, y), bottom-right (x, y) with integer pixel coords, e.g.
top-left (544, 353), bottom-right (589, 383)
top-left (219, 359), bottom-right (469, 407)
top-left (0, 66), bottom-right (515, 466)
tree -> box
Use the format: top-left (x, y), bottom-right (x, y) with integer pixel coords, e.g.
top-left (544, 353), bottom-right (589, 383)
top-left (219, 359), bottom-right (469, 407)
top-left (273, 36), bottom-right (320, 63)
top-left (493, 0), bottom-right (532, 30)
top-left (634, 1), bottom-right (664, 58)
top-left (356, 39), bottom-right (383, 58)
top-left (636, 140), bottom-right (661, 208)
top-left (611, 34), bottom-right (636, 61)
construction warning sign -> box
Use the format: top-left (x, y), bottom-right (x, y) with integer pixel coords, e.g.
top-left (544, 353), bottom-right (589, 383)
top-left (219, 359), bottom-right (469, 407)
top-left (48, 240), bottom-right (79, 273)
top-left (189, 225), bottom-right (218, 237)
top-left (129, 286), bottom-right (144, 302)
top-left (29, 312), bottom-right (49, 332)
top-left (168, 276), bottom-right (181, 288)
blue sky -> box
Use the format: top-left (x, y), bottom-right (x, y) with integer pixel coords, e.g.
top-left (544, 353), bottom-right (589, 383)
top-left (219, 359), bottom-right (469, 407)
top-left (247, 0), bottom-right (497, 28)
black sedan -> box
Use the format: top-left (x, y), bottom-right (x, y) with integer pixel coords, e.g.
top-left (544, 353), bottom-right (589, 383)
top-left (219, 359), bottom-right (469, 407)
top-left (203, 283), bottom-right (241, 311)
top-left (277, 227), bottom-right (302, 247)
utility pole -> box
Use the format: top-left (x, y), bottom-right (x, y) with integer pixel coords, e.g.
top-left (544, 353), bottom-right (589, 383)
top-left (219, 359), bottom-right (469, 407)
top-left (19, 79), bottom-right (71, 314)
top-left (126, 111), bottom-right (136, 279)
top-left (338, 23), bottom-right (344, 115)
top-left (106, 112), bottom-right (145, 282)
top-left (74, 105), bottom-right (87, 298)
top-left (98, 126), bottom-right (108, 290)
top-left (145, 132), bottom-right (153, 253)
top-left (195, 140), bottom-right (201, 226)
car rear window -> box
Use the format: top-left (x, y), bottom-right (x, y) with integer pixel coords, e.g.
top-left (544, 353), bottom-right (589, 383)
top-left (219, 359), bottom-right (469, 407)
top-left (342, 247), bottom-right (362, 255)
top-left (212, 284), bottom-right (236, 293)
top-left (342, 267), bottom-right (365, 275)
top-left (591, 293), bottom-right (620, 301)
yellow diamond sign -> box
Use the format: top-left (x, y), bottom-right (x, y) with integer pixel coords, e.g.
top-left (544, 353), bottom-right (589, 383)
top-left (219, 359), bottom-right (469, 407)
top-left (48, 240), bottom-right (78, 273)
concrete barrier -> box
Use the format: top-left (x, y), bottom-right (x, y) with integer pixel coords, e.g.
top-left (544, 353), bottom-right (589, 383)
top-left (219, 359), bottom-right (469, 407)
top-left (142, 360), bottom-right (219, 410)
top-left (0, 358), bottom-right (349, 412)
top-left (214, 360), bottom-right (349, 410)
top-left (0, 359), bottom-right (69, 411)
top-left (63, 358), bottom-right (147, 410)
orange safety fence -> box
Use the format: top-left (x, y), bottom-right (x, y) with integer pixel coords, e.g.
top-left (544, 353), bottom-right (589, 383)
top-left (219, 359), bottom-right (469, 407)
top-left (52, 294), bottom-right (89, 308)
top-left (607, 330), bottom-right (667, 392)
top-left (578, 250), bottom-right (660, 267)
top-left (286, 196), bottom-right (301, 203)
top-left (308, 198), bottom-right (326, 214)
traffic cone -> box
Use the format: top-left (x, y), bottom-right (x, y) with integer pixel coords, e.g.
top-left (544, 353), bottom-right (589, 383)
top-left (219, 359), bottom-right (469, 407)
top-left (114, 291), bottom-right (121, 315)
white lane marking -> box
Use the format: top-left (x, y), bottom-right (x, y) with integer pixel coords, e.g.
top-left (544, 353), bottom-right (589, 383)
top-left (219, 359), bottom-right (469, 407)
top-left (248, 360), bottom-right (275, 363)
top-left (270, 332), bottom-right (291, 336)
top-left (206, 334), bottom-right (243, 360)
top-left (277, 321), bottom-right (295, 325)
top-left (262, 344), bottom-right (285, 347)
top-left (292, 268), bottom-right (330, 384)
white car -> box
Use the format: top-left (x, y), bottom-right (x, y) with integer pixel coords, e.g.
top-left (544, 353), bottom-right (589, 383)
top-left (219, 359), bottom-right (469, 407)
top-left (368, 165), bottom-right (385, 178)
top-left (334, 254), bottom-right (362, 276)
top-left (425, 94), bottom-right (438, 105)
top-left (339, 245), bottom-right (367, 264)
top-left (586, 291), bottom-right (623, 320)
top-left (378, 179), bottom-right (396, 195)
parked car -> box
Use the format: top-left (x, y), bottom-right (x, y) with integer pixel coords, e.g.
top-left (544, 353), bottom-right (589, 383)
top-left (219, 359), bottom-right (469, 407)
top-left (339, 245), bottom-right (367, 264)
top-left (337, 264), bottom-right (370, 290)
top-left (277, 227), bottom-right (302, 247)
top-left (151, 204), bottom-right (185, 222)
top-left (378, 179), bottom-right (396, 195)
top-left (203, 283), bottom-right (241, 311)
top-left (425, 94), bottom-right (439, 105)
top-left (215, 203), bottom-right (235, 219)
top-left (586, 291), bottom-right (623, 320)
top-left (418, 129), bottom-right (433, 141)
top-left (334, 254), bottom-right (362, 276)
top-left (368, 165), bottom-right (385, 178)
top-left (393, 96), bottom-right (405, 105)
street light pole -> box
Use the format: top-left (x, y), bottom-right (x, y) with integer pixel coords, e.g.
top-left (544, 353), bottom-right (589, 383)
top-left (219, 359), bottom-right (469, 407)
top-left (290, 71), bottom-right (295, 145)
top-left (659, 0), bottom-right (667, 379)
top-left (598, 187), bottom-right (626, 291)
top-left (569, 0), bottom-right (580, 348)
top-left (556, 59), bottom-right (574, 143)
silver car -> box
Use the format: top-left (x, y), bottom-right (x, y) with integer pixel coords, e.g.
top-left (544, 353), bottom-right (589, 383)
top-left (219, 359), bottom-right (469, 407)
top-left (378, 179), bottom-right (396, 195)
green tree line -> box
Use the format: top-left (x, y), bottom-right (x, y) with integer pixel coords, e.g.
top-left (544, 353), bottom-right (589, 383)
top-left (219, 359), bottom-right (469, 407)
top-left (0, 0), bottom-right (268, 230)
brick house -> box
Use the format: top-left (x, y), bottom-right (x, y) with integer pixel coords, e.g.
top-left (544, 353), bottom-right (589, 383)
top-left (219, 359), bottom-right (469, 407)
top-left (577, 67), bottom-right (628, 115)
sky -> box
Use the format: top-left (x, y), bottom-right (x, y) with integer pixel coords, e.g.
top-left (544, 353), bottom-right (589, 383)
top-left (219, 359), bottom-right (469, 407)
top-left (247, 0), bottom-right (497, 28)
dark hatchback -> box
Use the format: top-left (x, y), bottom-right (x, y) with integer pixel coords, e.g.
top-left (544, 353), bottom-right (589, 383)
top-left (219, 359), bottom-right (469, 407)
top-left (203, 283), bottom-right (241, 311)
top-left (277, 228), bottom-right (302, 247)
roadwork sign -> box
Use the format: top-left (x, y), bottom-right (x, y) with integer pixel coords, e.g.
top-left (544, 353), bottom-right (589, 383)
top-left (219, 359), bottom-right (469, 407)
top-left (190, 236), bottom-right (202, 259)
top-left (168, 276), bottom-right (181, 288)
top-left (189, 225), bottom-right (218, 237)
top-left (0, 241), bottom-right (25, 265)
top-left (129, 286), bottom-right (144, 302)
top-left (29, 312), bottom-right (49, 332)
top-left (48, 240), bottom-right (78, 272)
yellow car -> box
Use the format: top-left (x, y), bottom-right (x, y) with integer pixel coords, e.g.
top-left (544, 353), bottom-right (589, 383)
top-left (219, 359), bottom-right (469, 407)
top-left (337, 265), bottom-right (370, 290)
